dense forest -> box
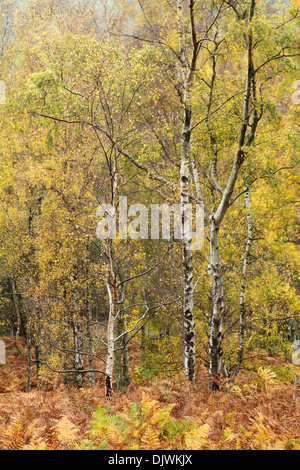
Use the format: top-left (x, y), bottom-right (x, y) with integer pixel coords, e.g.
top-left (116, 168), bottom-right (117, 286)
top-left (0, 0), bottom-right (299, 451)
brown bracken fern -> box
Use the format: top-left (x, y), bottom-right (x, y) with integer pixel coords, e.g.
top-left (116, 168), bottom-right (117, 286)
top-left (85, 392), bottom-right (210, 450)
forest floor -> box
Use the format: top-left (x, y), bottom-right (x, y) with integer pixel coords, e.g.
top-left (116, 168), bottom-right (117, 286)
top-left (0, 336), bottom-right (300, 450)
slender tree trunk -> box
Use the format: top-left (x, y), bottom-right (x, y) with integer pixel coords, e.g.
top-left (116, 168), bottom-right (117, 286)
top-left (208, 217), bottom-right (225, 390)
top-left (35, 344), bottom-right (41, 387)
top-left (207, 0), bottom-right (257, 390)
top-left (122, 330), bottom-right (130, 389)
top-left (115, 314), bottom-right (124, 390)
top-left (26, 313), bottom-right (32, 393)
top-left (26, 343), bottom-right (32, 393)
top-left (11, 277), bottom-right (21, 338)
top-left (105, 153), bottom-right (118, 397)
top-left (34, 303), bottom-right (42, 387)
top-left (177, 0), bottom-right (199, 383)
top-left (105, 239), bottom-right (118, 396)
top-left (72, 320), bottom-right (85, 388)
top-left (235, 187), bottom-right (253, 374)
top-left (181, 104), bottom-right (196, 382)
top-left (115, 315), bottom-right (130, 391)
top-left (87, 299), bottom-right (95, 388)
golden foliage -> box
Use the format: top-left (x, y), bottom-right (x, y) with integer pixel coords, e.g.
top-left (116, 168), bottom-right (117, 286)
top-left (185, 424), bottom-right (210, 450)
top-left (53, 415), bottom-right (80, 446)
top-left (0, 418), bottom-right (50, 450)
top-left (258, 367), bottom-right (278, 395)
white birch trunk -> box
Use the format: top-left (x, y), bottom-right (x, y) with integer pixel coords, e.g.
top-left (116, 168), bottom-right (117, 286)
top-left (207, 0), bottom-right (256, 390)
top-left (208, 216), bottom-right (225, 389)
top-left (181, 105), bottom-right (196, 382)
top-left (177, 0), bottom-right (198, 383)
top-left (11, 277), bottom-right (21, 338)
top-left (87, 299), bottom-right (95, 388)
top-left (105, 237), bottom-right (119, 396)
top-left (105, 154), bottom-right (118, 397)
top-left (73, 320), bottom-right (84, 388)
top-left (235, 187), bottom-right (253, 373)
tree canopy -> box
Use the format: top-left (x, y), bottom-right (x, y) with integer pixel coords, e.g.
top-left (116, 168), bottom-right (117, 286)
top-left (0, 0), bottom-right (299, 398)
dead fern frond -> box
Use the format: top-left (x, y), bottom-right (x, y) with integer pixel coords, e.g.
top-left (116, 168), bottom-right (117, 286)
top-left (87, 393), bottom-right (182, 450)
top-left (247, 412), bottom-right (285, 450)
top-left (185, 423), bottom-right (210, 450)
top-left (258, 367), bottom-right (277, 395)
top-left (0, 417), bottom-right (50, 450)
top-left (140, 425), bottom-right (161, 450)
top-left (140, 392), bottom-right (160, 417)
top-left (1, 419), bottom-right (24, 450)
top-left (53, 415), bottom-right (80, 447)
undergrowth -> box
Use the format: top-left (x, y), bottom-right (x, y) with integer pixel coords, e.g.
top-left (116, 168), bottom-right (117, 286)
top-left (83, 392), bottom-right (210, 450)
top-left (0, 338), bottom-right (299, 450)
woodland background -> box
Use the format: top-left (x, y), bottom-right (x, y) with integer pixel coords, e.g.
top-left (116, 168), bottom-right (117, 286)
top-left (0, 0), bottom-right (299, 450)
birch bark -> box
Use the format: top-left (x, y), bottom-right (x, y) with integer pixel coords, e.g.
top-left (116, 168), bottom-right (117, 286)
top-left (181, 103), bottom-right (196, 382)
top-left (208, 0), bottom-right (257, 390)
top-left (104, 153), bottom-right (118, 397)
top-left (235, 187), bottom-right (253, 374)
top-left (178, 0), bottom-right (198, 382)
